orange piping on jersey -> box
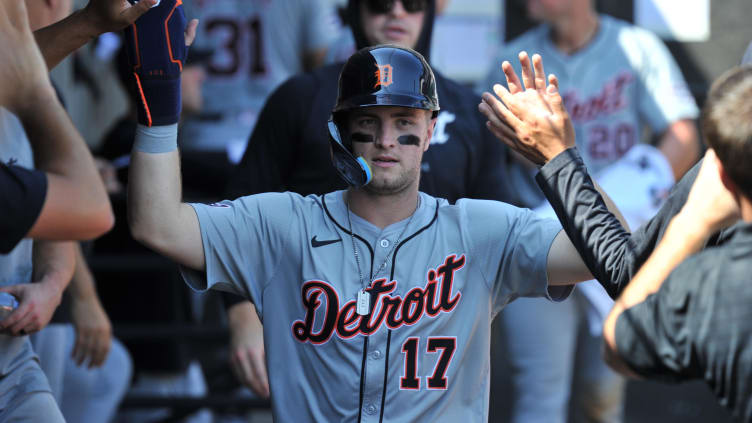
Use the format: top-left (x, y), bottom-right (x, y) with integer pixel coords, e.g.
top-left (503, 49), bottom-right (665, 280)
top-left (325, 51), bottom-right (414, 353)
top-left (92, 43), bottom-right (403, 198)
top-left (133, 73), bottom-right (153, 127)
top-left (164, 0), bottom-right (183, 72)
top-left (131, 24), bottom-right (142, 71)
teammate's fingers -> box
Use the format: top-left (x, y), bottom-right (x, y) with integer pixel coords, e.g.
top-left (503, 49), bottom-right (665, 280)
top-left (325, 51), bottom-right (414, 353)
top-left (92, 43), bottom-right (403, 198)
top-left (234, 349), bottom-right (256, 389)
top-left (478, 100), bottom-right (513, 133)
top-left (73, 333), bottom-right (92, 366)
top-left (546, 74), bottom-right (567, 116)
top-left (6, 307), bottom-right (33, 336)
top-left (486, 88), bottom-right (523, 128)
top-left (91, 335), bottom-right (111, 368)
top-left (532, 54), bottom-right (546, 92)
top-left (0, 306), bottom-right (24, 333)
top-left (502, 61), bottom-right (523, 94)
top-left (185, 19), bottom-right (199, 46)
top-left (518, 51), bottom-right (534, 90)
top-left (250, 351), bottom-right (270, 398)
top-left (120, 0), bottom-right (156, 25)
top-left (486, 120), bottom-right (521, 150)
top-left (229, 352), bottom-right (245, 385)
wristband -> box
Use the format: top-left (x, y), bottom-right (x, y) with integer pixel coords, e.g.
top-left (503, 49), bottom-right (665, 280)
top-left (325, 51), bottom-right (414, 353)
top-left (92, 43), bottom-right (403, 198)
top-left (133, 124), bottom-right (178, 153)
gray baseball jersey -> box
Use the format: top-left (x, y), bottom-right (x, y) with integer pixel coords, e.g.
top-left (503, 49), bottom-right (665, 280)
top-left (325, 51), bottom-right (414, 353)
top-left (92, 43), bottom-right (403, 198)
top-left (181, 190), bottom-right (570, 421)
top-left (180, 0), bottom-right (339, 152)
top-left (480, 14), bottom-right (699, 175)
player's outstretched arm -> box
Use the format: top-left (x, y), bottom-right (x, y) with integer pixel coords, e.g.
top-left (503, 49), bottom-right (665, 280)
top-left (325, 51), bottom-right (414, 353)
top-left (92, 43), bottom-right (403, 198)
top-left (0, 0), bottom-right (113, 242)
top-left (602, 150), bottom-right (740, 374)
top-left (124, 2), bottom-right (205, 270)
top-left (479, 52), bottom-right (630, 287)
top-left (34, 0), bottom-right (155, 70)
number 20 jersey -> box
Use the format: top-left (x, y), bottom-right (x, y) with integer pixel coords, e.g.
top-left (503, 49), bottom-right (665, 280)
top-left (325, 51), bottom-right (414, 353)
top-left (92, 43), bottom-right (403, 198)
top-left (180, 191), bottom-right (571, 422)
top-left (482, 15), bottom-right (699, 175)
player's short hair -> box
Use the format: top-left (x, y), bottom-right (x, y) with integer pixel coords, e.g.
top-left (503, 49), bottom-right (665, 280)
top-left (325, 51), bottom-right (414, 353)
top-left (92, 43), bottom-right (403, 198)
top-left (702, 65), bottom-right (752, 199)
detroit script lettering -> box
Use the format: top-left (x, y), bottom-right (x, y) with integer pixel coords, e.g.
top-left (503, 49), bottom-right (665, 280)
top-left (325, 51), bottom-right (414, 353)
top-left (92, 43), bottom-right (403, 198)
top-left (292, 254), bottom-right (465, 344)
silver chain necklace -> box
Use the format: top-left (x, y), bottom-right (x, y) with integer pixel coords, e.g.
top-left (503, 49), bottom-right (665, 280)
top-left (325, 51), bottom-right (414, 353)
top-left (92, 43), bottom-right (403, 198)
top-left (346, 193), bottom-right (419, 315)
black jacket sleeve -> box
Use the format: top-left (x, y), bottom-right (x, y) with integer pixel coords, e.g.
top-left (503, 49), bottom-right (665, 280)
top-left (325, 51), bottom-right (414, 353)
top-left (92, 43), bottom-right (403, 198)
top-left (534, 148), bottom-right (702, 298)
top-left (0, 163), bottom-right (47, 254)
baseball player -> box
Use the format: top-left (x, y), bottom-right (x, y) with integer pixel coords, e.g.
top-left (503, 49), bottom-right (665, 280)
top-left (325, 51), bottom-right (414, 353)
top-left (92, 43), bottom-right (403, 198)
top-left (480, 54), bottom-right (752, 422)
top-left (179, 0), bottom-right (338, 156)
top-left (222, 0), bottom-right (517, 396)
top-left (478, 1), bottom-right (700, 420)
top-left (124, 4), bottom-right (626, 419)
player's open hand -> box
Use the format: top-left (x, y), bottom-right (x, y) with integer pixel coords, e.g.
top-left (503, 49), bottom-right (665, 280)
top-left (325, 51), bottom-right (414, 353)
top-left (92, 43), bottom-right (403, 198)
top-left (679, 149), bottom-right (740, 235)
top-left (71, 293), bottom-right (112, 368)
top-left (0, 0), bottom-right (56, 117)
top-left (478, 52), bottom-right (575, 165)
top-left (228, 304), bottom-right (270, 398)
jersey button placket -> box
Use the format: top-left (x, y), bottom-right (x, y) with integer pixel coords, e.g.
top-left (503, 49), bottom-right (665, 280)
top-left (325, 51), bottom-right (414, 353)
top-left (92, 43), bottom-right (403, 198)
top-left (370, 350), bottom-right (381, 360)
top-left (365, 404), bottom-right (378, 415)
top-left (380, 239), bottom-right (390, 248)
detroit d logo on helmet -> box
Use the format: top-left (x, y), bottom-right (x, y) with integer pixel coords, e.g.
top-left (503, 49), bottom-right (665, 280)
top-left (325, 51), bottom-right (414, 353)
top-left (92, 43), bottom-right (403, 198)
top-left (374, 64), bottom-right (393, 88)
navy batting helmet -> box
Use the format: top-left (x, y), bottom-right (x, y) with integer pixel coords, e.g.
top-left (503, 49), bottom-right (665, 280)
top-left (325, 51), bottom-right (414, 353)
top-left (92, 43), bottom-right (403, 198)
top-left (328, 45), bottom-right (440, 187)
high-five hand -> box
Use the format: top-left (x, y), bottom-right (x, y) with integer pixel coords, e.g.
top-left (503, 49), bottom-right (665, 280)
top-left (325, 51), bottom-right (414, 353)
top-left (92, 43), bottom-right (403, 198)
top-left (478, 52), bottom-right (575, 165)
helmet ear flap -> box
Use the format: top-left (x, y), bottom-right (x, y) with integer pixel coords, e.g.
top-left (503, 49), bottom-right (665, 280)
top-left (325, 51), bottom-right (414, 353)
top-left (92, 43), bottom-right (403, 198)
top-left (328, 118), bottom-right (373, 187)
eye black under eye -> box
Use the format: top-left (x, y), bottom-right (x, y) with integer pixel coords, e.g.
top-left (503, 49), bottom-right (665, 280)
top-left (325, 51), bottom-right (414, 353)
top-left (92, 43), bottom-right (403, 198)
top-left (397, 135), bottom-right (420, 146)
top-left (351, 132), bottom-right (375, 143)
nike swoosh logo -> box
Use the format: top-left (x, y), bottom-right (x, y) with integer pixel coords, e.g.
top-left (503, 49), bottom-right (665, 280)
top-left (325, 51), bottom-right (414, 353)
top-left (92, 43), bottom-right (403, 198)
top-left (311, 236), bottom-right (342, 248)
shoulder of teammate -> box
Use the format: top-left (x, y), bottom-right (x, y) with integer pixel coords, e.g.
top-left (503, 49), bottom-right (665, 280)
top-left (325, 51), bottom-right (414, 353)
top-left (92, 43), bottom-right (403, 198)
top-left (0, 163), bottom-right (46, 253)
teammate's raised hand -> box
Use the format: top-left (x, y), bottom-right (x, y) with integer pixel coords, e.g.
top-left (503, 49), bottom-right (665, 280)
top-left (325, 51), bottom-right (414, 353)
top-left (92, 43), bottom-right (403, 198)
top-left (0, 0), bottom-right (56, 117)
top-left (478, 52), bottom-right (575, 165)
top-left (679, 149), bottom-right (740, 236)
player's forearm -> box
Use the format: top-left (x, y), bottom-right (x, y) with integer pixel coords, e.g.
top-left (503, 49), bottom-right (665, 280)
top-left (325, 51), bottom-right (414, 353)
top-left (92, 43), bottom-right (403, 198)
top-left (536, 148), bottom-right (633, 296)
top-left (127, 125), bottom-right (205, 269)
top-left (33, 9), bottom-right (100, 70)
top-left (603, 213), bottom-right (706, 352)
top-left (32, 241), bottom-right (75, 300)
top-left (19, 88), bottom-right (113, 237)
top-left (68, 244), bottom-right (99, 302)
top-left (128, 128), bottom-right (183, 249)
top-left (658, 119), bottom-right (700, 181)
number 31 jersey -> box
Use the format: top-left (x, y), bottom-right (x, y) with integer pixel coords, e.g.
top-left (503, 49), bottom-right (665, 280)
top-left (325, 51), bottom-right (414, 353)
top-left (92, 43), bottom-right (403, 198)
top-left (185, 0), bottom-right (339, 131)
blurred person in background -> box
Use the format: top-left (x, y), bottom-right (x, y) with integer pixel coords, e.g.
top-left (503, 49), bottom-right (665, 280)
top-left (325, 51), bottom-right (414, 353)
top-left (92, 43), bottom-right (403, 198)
top-left (221, 0), bottom-right (517, 400)
top-left (178, 0), bottom-right (339, 177)
top-left (478, 0), bottom-right (700, 421)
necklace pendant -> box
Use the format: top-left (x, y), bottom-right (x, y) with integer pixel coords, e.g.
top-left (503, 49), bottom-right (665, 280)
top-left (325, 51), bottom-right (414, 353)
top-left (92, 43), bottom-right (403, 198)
top-left (356, 290), bottom-right (371, 316)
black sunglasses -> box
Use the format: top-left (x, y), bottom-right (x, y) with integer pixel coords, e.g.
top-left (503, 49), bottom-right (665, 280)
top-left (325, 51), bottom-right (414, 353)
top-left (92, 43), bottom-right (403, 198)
top-left (365, 0), bottom-right (427, 14)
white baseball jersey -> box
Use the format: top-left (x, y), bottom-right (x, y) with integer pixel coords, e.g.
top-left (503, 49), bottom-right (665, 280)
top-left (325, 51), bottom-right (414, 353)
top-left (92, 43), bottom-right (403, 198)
top-left (180, 0), bottom-right (339, 152)
top-left (181, 190), bottom-right (569, 421)
top-left (480, 14), bottom-right (699, 175)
